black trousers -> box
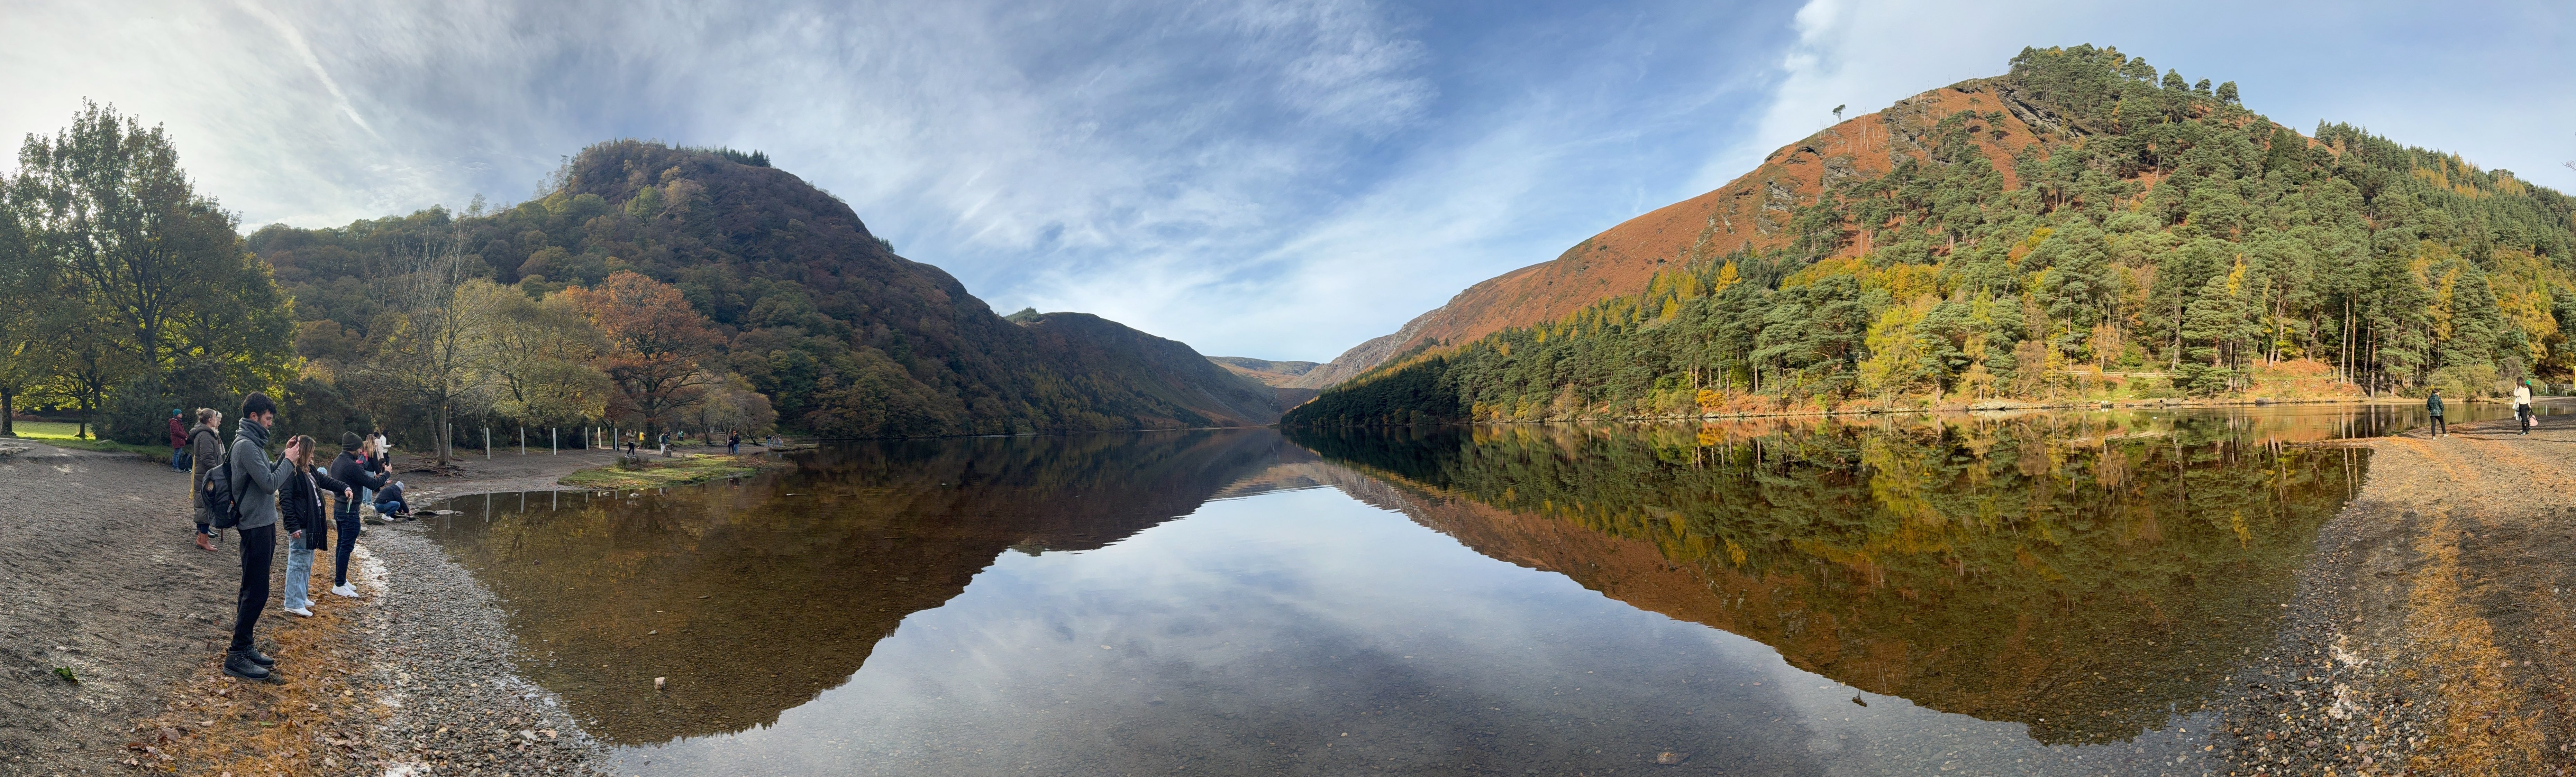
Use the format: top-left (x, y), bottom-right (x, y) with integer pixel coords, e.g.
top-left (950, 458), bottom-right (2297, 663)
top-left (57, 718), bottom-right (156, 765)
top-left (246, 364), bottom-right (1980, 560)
top-left (2431, 416), bottom-right (2447, 435)
top-left (333, 503), bottom-right (362, 586)
top-left (230, 524), bottom-right (275, 654)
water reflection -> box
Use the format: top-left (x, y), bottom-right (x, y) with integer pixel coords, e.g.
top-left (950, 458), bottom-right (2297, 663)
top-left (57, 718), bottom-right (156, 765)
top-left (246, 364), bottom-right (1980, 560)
top-left (424, 430), bottom-right (1304, 744)
top-left (425, 407), bottom-right (2397, 774)
top-left (1287, 409), bottom-right (2366, 745)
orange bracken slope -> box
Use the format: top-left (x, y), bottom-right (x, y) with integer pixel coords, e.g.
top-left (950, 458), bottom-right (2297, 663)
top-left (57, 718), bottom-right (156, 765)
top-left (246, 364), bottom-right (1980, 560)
top-left (1293, 76), bottom-right (2061, 389)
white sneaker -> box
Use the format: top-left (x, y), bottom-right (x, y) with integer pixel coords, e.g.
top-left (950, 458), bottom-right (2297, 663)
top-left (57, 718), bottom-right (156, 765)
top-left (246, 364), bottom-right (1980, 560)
top-left (331, 584), bottom-right (360, 598)
top-left (286, 606), bottom-right (315, 617)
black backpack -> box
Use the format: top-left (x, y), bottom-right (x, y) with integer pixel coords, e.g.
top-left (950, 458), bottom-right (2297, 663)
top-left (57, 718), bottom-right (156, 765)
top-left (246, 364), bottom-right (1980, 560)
top-left (197, 434), bottom-right (246, 530)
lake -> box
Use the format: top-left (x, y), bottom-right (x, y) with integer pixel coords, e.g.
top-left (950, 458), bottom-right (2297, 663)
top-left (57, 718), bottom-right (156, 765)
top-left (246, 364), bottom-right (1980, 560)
top-left (425, 403), bottom-right (2501, 775)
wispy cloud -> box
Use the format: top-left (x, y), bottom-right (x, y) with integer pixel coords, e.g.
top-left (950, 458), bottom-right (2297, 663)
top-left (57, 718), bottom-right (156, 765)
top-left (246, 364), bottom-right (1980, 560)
top-left (3, 1), bottom-right (2564, 360)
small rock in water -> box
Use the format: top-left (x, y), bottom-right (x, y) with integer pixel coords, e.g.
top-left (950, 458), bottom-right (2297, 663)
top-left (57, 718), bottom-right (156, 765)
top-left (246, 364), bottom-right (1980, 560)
top-left (1655, 751), bottom-right (1688, 765)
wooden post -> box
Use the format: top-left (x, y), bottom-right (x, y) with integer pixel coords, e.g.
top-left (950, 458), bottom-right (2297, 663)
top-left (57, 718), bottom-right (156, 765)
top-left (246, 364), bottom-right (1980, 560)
top-left (483, 427), bottom-right (491, 460)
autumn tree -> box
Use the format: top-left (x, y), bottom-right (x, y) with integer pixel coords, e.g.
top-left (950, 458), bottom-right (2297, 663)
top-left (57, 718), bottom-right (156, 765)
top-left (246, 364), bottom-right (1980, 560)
top-left (562, 271), bottom-right (722, 436)
top-left (457, 279), bottom-right (609, 427)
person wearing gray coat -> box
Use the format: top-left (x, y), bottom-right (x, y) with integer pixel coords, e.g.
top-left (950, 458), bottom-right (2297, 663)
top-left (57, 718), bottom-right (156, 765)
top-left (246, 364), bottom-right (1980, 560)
top-left (222, 392), bottom-right (295, 681)
top-left (187, 408), bottom-right (226, 552)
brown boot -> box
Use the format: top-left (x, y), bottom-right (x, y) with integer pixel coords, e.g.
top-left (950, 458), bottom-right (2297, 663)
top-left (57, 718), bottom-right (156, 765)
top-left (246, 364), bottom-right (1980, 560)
top-left (194, 533), bottom-right (215, 552)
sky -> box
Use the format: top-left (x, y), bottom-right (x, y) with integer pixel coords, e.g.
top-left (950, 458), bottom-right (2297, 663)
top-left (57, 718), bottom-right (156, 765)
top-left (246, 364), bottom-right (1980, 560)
top-left (2, 0), bottom-right (2571, 361)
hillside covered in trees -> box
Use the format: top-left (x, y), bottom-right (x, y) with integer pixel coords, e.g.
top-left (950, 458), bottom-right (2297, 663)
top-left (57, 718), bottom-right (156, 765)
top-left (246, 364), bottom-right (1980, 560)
top-left (1288, 45), bottom-right (2576, 426)
top-left (255, 141), bottom-right (1285, 445)
top-left (2, 119), bottom-right (1284, 452)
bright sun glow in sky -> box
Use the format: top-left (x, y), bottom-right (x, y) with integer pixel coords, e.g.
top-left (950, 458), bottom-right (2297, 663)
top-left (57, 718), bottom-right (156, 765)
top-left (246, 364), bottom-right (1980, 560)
top-left (3, 0), bottom-right (2569, 360)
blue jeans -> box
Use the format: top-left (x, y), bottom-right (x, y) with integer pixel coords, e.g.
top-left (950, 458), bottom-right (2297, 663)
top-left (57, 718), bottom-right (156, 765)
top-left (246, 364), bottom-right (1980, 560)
top-left (283, 533), bottom-right (315, 610)
top-left (376, 499), bottom-right (404, 516)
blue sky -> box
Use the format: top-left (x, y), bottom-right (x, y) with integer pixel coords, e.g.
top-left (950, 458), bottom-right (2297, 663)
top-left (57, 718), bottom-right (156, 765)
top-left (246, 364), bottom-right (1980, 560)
top-left (3, 1), bottom-right (2570, 361)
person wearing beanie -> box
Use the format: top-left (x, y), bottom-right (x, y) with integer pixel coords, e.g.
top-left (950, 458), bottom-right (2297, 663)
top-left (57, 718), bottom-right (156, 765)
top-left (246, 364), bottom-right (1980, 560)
top-left (325, 431), bottom-right (389, 598)
top-left (223, 392), bottom-right (294, 681)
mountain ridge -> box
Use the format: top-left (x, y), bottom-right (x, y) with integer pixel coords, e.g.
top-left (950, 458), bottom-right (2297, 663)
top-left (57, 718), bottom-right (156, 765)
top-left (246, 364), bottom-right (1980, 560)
top-left (257, 141), bottom-right (1286, 438)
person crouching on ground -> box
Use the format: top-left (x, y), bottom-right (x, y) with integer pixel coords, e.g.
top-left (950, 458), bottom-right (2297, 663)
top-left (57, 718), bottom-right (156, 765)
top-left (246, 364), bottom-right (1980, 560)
top-left (373, 478), bottom-right (410, 518)
top-left (278, 434), bottom-right (352, 618)
top-left (224, 392), bottom-right (296, 681)
top-left (188, 408), bottom-right (225, 552)
top-left (327, 432), bottom-right (389, 598)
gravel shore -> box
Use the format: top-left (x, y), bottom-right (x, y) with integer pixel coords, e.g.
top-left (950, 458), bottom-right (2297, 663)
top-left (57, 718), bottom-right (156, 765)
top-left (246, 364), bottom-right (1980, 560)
top-left (349, 522), bottom-right (611, 776)
top-left (2212, 414), bottom-right (2576, 776)
top-left (0, 440), bottom-right (624, 777)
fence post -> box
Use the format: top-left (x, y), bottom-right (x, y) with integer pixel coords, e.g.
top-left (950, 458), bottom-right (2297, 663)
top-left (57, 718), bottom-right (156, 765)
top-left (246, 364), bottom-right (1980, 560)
top-left (551, 427), bottom-right (558, 455)
top-left (519, 426), bottom-right (525, 456)
top-left (484, 427), bottom-right (491, 460)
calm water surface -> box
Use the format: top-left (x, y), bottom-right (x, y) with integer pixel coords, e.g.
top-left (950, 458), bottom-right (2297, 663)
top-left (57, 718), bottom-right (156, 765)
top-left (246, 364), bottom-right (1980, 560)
top-left (427, 405), bottom-right (2504, 775)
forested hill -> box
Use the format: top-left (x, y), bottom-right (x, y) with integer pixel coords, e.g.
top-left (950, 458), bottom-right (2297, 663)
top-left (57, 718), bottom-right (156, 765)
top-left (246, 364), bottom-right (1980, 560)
top-left (1287, 44), bottom-right (2576, 426)
top-left (256, 141), bottom-right (1282, 438)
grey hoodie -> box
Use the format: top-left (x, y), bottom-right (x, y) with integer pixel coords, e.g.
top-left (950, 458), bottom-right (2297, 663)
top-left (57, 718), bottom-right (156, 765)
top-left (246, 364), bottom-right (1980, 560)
top-left (228, 418), bottom-right (293, 530)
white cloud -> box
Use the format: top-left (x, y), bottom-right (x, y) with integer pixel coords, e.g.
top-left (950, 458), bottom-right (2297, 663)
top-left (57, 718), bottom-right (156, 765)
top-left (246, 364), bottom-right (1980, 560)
top-left (6, 0), bottom-right (2559, 362)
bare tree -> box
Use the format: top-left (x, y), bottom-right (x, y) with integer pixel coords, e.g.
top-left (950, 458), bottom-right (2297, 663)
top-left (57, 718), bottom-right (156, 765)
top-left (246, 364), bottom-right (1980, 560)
top-left (366, 229), bottom-right (485, 465)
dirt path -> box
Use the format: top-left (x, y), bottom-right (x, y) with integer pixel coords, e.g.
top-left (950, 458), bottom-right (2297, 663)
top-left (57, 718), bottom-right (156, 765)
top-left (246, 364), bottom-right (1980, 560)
top-left (0, 442), bottom-right (618, 776)
top-left (2217, 415), bottom-right (2576, 776)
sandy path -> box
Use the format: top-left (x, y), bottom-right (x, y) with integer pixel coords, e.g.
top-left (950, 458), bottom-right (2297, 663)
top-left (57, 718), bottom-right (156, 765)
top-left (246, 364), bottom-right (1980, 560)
top-left (0, 442), bottom-right (618, 776)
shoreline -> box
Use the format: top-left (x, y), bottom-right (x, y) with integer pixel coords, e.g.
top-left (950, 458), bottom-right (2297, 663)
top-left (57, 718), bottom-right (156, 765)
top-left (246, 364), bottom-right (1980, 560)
top-left (2213, 415), bottom-right (2576, 774)
top-left (0, 441), bottom-right (629, 776)
top-left (13, 414), bottom-right (2576, 774)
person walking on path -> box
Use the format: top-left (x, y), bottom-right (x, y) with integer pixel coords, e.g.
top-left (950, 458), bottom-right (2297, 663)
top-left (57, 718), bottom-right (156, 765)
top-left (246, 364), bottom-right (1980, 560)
top-left (188, 409), bottom-right (226, 552)
top-left (223, 392), bottom-right (295, 681)
top-left (2427, 389), bottom-right (2448, 437)
top-left (276, 434), bottom-right (352, 618)
top-left (2516, 380), bottom-right (2537, 435)
top-left (327, 432), bottom-right (389, 598)
top-left (727, 430), bottom-right (740, 456)
top-left (167, 409), bottom-right (188, 471)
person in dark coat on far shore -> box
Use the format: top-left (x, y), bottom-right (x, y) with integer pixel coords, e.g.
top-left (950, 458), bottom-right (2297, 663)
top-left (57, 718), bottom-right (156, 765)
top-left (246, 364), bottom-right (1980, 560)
top-left (2428, 388), bottom-right (2447, 437)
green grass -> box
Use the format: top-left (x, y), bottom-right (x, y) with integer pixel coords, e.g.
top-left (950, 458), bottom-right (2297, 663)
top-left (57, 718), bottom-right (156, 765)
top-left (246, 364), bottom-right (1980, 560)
top-left (9, 420), bottom-right (170, 459)
top-left (558, 453), bottom-right (790, 490)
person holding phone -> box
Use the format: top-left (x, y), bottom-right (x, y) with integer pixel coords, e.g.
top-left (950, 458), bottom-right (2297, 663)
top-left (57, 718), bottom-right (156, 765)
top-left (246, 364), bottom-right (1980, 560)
top-left (222, 393), bottom-right (295, 681)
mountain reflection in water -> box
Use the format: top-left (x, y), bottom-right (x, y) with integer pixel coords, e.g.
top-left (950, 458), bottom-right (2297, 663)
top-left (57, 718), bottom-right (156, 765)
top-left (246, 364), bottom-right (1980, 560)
top-left (1289, 410), bottom-right (2365, 745)
top-left (426, 431), bottom-right (1309, 745)
top-left (427, 407), bottom-right (2379, 774)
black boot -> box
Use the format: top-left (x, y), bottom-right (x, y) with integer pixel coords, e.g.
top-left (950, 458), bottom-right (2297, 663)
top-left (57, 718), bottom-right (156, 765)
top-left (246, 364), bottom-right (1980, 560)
top-left (243, 648), bottom-right (276, 667)
top-left (222, 652), bottom-right (273, 681)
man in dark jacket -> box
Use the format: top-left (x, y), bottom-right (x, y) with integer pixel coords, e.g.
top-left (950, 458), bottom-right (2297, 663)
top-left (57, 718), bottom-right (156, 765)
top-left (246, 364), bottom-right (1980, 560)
top-left (326, 432), bottom-right (390, 598)
top-left (2428, 389), bottom-right (2447, 437)
top-left (224, 392), bottom-right (295, 681)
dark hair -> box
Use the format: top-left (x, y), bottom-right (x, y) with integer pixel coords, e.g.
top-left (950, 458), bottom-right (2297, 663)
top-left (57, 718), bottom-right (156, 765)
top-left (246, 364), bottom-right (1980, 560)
top-left (239, 392), bottom-right (277, 418)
